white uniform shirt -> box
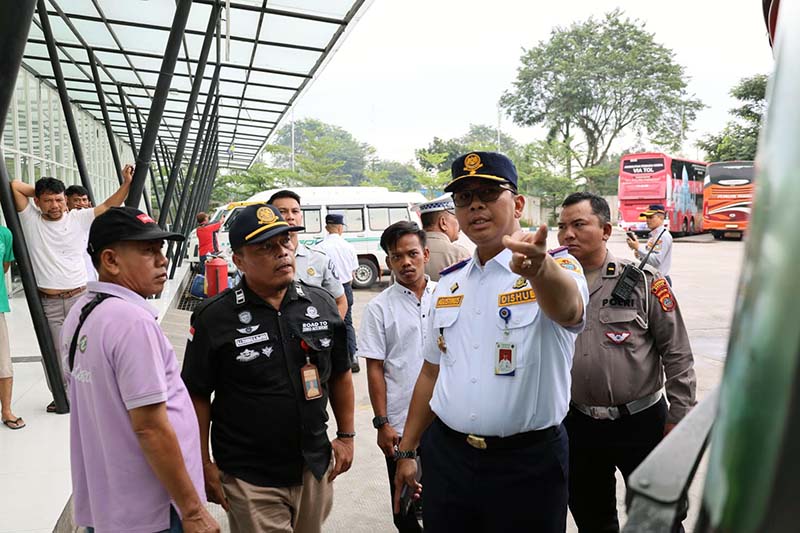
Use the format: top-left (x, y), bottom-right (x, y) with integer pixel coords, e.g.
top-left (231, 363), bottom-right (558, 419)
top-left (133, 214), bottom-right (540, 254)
top-left (315, 233), bottom-right (359, 284)
top-left (295, 243), bottom-right (345, 299)
top-left (425, 247), bottom-right (589, 436)
top-left (636, 224), bottom-right (673, 277)
top-left (359, 278), bottom-right (436, 434)
top-left (18, 202), bottom-right (95, 290)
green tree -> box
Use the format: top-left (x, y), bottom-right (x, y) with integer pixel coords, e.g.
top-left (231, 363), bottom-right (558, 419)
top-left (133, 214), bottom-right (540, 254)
top-left (210, 162), bottom-right (298, 204)
top-left (501, 10), bottom-right (703, 179)
top-left (366, 160), bottom-right (419, 191)
top-left (416, 124), bottom-right (519, 172)
top-left (514, 139), bottom-right (575, 223)
top-left (697, 74), bottom-right (768, 161)
top-left (272, 118), bottom-right (371, 185)
top-left (414, 152), bottom-right (450, 198)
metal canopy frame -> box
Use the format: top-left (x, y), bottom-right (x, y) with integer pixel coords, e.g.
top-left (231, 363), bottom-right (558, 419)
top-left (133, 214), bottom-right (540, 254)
top-left (22, 0), bottom-right (369, 171)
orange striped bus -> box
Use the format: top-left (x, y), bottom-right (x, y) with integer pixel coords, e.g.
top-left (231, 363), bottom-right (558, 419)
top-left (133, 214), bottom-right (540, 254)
top-left (703, 161), bottom-right (755, 240)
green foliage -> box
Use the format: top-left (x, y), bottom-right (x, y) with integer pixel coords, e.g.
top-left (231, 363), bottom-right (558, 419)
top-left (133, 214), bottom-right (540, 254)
top-left (371, 160), bottom-right (419, 191)
top-left (501, 10), bottom-right (703, 175)
top-left (577, 156), bottom-right (620, 195)
top-left (272, 118), bottom-right (371, 185)
top-left (210, 162), bottom-right (298, 204)
top-left (414, 152), bottom-right (451, 198)
top-left (416, 124), bottom-right (519, 172)
top-left (697, 74), bottom-right (767, 162)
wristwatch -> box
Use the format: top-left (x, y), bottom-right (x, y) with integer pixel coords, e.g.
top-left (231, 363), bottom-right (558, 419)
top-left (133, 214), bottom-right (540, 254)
top-left (394, 448), bottom-right (417, 460)
top-left (372, 415), bottom-right (389, 429)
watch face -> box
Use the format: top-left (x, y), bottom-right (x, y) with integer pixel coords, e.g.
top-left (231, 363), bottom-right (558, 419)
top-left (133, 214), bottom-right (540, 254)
top-left (373, 416), bottom-right (388, 428)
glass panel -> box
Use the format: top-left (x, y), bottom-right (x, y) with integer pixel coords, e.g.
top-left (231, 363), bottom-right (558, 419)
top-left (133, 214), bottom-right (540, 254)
top-left (302, 208), bottom-right (321, 233)
top-left (389, 207), bottom-right (410, 224)
top-left (334, 208), bottom-right (364, 232)
top-left (368, 207), bottom-right (389, 231)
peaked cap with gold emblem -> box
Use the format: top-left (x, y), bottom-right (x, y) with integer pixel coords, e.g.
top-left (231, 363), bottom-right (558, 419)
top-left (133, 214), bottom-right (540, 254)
top-left (444, 151), bottom-right (519, 192)
top-left (229, 203), bottom-right (305, 249)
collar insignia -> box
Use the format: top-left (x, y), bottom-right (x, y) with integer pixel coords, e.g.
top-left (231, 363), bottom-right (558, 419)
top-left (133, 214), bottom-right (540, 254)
top-left (450, 282), bottom-right (459, 293)
top-left (307, 267), bottom-right (316, 276)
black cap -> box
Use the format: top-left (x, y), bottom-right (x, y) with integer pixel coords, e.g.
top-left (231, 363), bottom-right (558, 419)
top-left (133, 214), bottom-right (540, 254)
top-left (325, 213), bottom-right (345, 225)
top-left (229, 203), bottom-right (304, 250)
top-left (445, 151), bottom-right (519, 192)
top-left (88, 207), bottom-right (184, 256)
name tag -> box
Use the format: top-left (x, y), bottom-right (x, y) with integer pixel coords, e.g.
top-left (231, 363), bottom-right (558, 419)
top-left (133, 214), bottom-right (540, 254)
top-left (234, 332), bottom-right (269, 347)
top-left (497, 288), bottom-right (536, 306)
top-left (436, 295), bottom-right (464, 308)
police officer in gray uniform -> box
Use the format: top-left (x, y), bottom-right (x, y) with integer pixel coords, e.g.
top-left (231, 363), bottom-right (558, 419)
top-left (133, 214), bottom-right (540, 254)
top-left (557, 192), bottom-right (695, 532)
top-left (268, 190), bottom-right (348, 320)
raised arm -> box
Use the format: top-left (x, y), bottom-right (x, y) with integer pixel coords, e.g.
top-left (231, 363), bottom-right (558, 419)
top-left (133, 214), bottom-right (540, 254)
top-left (10, 180), bottom-right (34, 212)
top-left (94, 164), bottom-right (133, 217)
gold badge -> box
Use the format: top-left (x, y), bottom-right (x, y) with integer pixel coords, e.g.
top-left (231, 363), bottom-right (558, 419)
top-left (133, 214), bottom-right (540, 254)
top-left (437, 334), bottom-right (447, 353)
top-left (256, 207), bottom-right (278, 225)
top-left (513, 277), bottom-right (528, 289)
top-left (307, 267), bottom-right (316, 276)
top-left (498, 288), bottom-right (536, 306)
top-left (463, 153), bottom-right (483, 174)
top-left (436, 295), bottom-right (464, 308)
top-left (450, 282), bottom-right (459, 294)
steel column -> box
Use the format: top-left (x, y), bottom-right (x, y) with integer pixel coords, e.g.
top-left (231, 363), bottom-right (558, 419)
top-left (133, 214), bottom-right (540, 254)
top-left (36, 0), bottom-right (95, 204)
top-left (87, 48), bottom-right (123, 185)
top-left (159, 2), bottom-right (220, 227)
top-left (0, 0), bottom-right (69, 414)
top-left (126, 0), bottom-right (194, 207)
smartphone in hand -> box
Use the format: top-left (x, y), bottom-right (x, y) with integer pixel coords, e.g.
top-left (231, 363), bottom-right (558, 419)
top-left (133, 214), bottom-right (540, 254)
top-left (627, 231), bottom-right (637, 241)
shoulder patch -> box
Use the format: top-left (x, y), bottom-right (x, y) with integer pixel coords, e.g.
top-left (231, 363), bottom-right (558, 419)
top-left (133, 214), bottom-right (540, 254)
top-left (547, 245), bottom-right (569, 257)
top-left (439, 258), bottom-right (470, 277)
top-left (555, 257), bottom-right (583, 274)
top-left (651, 278), bottom-right (675, 312)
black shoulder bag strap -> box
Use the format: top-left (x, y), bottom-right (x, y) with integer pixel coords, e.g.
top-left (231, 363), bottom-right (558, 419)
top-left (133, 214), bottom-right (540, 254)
top-left (68, 293), bottom-right (118, 372)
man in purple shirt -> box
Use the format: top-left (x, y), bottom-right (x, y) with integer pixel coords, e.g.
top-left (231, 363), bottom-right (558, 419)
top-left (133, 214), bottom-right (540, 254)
top-left (61, 207), bottom-right (219, 533)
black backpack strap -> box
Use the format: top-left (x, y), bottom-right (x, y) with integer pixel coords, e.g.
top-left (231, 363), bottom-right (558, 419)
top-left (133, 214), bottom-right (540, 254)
top-left (68, 293), bottom-right (118, 372)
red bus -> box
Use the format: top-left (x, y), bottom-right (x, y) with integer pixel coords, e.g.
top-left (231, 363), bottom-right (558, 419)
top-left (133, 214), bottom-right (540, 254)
top-left (703, 161), bottom-right (755, 240)
top-left (618, 152), bottom-right (707, 236)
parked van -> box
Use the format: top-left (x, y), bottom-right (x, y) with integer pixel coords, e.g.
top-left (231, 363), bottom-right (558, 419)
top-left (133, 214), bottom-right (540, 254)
top-left (186, 186), bottom-right (427, 288)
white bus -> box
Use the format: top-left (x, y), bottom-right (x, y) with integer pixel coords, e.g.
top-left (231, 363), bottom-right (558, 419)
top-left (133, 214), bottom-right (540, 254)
top-left (187, 186), bottom-right (427, 288)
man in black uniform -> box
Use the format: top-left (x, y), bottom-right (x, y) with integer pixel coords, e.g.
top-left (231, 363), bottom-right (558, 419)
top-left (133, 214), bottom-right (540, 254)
top-left (182, 204), bottom-right (355, 533)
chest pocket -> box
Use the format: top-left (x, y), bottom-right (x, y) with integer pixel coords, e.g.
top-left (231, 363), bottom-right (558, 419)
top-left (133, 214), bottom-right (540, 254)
top-left (294, 325), bottom-right (334, 381)
top-left (433, 307), bottom-right (460, 366)
top-left (494, 301), bottom-right (539, 366)
top-left (599, 308), bottom-right (640, 347)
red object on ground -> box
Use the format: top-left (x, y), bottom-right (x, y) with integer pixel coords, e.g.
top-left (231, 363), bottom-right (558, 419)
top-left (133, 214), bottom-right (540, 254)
top-left (204, 257), bottom-right (228, 297)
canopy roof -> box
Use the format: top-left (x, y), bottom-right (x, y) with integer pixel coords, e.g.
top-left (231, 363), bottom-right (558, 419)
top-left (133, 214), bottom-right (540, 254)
top-left (22, 0), bottom-right (369, 169)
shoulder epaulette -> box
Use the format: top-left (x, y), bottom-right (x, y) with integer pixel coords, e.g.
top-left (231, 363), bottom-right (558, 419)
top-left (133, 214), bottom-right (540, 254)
top-left (641, 264), bottom-right (660, 276)
top-left (547, 245), bottom-right (569, 257)
top-left (439, 258), bottom-right (470, 277)
top-left (193, 287), bottom-right (232, 318)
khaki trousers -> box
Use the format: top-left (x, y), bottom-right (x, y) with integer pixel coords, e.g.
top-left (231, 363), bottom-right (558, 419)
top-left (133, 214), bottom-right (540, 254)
top-left (221, 463), bottom-right (333, 533)
top-left (40, 291), bottom-right (85, 391)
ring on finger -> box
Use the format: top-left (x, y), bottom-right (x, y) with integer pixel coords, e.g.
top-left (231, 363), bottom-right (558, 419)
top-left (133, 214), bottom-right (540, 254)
top-left (521, 258), bottom-right (533, 269)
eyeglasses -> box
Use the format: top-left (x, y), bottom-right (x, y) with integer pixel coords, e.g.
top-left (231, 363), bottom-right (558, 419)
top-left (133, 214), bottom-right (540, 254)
top-left (452, 185), bottom-right (516, 208)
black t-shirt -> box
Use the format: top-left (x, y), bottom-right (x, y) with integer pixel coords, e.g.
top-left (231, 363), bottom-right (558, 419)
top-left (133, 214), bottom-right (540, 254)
top-left (181, 278), bottom-right (350, 487)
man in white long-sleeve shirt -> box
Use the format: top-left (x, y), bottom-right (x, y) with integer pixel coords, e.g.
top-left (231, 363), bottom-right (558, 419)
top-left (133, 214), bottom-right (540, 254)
top-left (626, 204), bottom-right (673, 285)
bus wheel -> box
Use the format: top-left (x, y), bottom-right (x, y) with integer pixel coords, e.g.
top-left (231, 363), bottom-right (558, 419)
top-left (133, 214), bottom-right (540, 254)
top-left (690, 218), bottom-right (696, 234)
top-left (681, 219), bottom-right (688, 234)
top-left (353, 257), bottom-right (379, 289)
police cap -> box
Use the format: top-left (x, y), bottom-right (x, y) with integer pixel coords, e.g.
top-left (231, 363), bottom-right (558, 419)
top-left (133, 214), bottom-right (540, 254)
top-left (229, 203), bottom-right (304, 250)
top-left (444, 151), bottom-right (518, 192)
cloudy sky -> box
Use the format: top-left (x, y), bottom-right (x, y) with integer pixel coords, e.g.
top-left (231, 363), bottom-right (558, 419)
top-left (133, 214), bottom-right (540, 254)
top-left (284, 0), bottom-right (773, 163)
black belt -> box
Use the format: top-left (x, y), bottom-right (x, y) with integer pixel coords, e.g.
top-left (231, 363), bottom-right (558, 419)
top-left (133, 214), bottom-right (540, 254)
top-left (434, 418), bottom-right (558, 450)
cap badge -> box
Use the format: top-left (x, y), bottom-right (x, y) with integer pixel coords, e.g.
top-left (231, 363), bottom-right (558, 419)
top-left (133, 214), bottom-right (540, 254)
top-left (256, 207), bottom-right (278, 225)
top-left (238, 311), bottom-right (252, 324)
top-left (306, 306), bottom-right (320, 319)
top-left (463, 153), bottom-right (483, 174)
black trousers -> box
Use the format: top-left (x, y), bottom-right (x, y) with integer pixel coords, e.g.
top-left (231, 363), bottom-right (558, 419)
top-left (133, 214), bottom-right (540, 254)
top-left (565, 397), bottom-right (669, 533)
top-left (385, 452), bottom-right (423, 532)
top-left (423, 418), bottom-right (569, 533)
top-left (343, 281), bottom-right (357, 362)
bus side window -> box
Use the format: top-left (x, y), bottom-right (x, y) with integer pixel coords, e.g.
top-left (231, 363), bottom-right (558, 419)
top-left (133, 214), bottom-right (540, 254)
top-left (368, 207), bottom-right (390, 231)
top-left (340, 208), bottom-right (364, 232)
top-left (389, 207), bottom-right (409, 224)
top-left (303, 208), bottom-right (322, 234)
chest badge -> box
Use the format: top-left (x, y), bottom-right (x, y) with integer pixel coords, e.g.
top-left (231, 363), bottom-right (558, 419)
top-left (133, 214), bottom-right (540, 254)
top-left (513, 277), bottom-right (528, 289)
top-left (236, 348), bottom-right (260, 362)
top-left (261, 345), bottom-right (273, 358)
top-left (605, 332), bottom-right (631, 344)
top-left (307, 267), bottom-right (316, 276)
top-left (238, 311), bottom-right (252, 324)
top-left (306, 306), bottom-right (320, 319)
top-left (237, 324), bottom-right (260, 334)
top-left (320, 337), bottom-right (331, 348)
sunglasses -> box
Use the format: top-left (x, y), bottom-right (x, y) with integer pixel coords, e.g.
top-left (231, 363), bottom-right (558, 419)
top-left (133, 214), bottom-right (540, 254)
top-left (452, 185), bottom-right (516, 208)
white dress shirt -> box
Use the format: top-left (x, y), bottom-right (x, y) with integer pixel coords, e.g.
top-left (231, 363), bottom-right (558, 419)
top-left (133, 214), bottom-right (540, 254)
top-left (425, 247), bottom-right (589, 436)
top-left (636, 224), bottom-right (673, 277)
top-left (315, 233), bottom-right (359, 284)
top-left (359, 277), bottom-right (436, 434)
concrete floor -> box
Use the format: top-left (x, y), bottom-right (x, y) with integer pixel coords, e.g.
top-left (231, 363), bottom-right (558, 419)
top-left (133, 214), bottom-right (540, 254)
top-left (1, 229), bottom-right (743, 532)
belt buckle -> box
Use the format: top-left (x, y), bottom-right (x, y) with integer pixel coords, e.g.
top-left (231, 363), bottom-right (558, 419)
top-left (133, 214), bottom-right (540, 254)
top-left (466, 434), bottom-right (487, 449)
top-left (589, 406), bottom-right (617, 420)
